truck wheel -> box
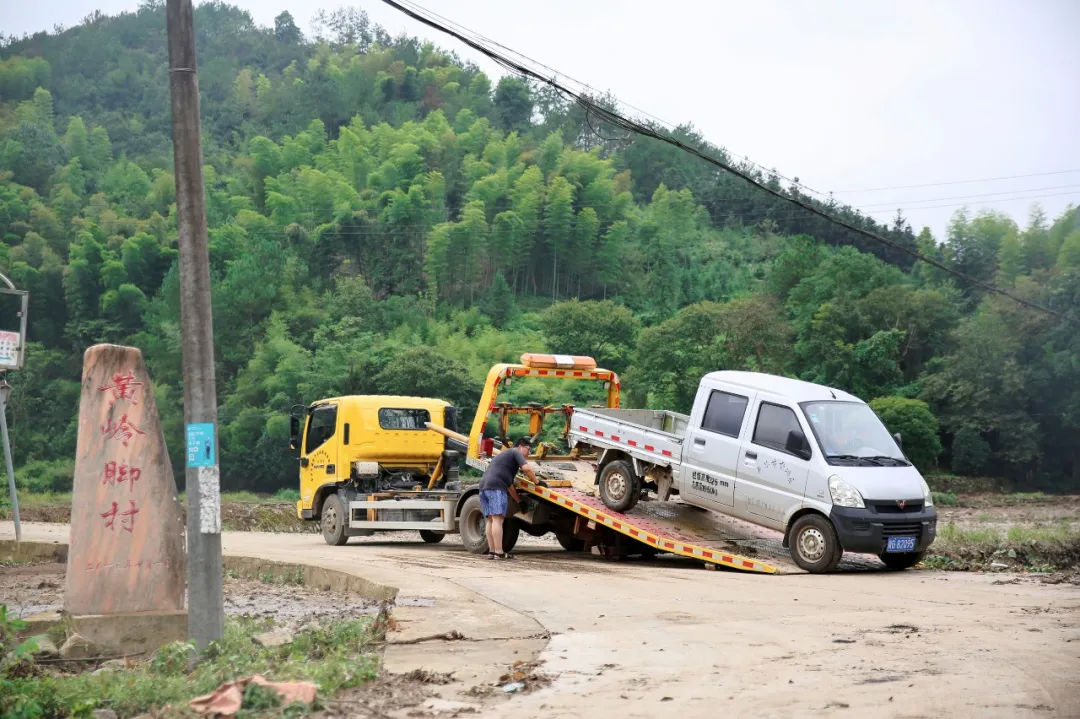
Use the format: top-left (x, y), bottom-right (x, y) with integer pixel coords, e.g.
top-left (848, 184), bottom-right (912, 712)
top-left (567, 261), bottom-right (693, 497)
top-left (555, 532), bottom-right (585, 552)
top-left (459, 494), bottom-right (489, 554)
top-left (320, 493), bottom-right (349, 546)
top-left (502, 518), bottom-right (520, 553)
top-left (598, 460), bottom-right (640, 513)
top-left (789, 514), bottom-right (842, 573)
top-left (879, 551), bottom-right (925, 570)
top-left (419, 530), bottom-right (445, 544)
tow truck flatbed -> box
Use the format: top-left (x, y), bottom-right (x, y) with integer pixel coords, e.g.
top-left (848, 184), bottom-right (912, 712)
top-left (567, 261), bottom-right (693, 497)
top-left (466, 453), bottom-right (775, 573)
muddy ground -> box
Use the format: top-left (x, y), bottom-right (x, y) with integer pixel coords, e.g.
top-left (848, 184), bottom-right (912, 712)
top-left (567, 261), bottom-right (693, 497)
top-left (0, 561), bottom-right (381, 623)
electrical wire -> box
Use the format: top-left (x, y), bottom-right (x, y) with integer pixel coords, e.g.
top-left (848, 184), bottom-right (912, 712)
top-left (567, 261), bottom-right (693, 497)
top-left (392, 0), bottom-right (834, 203)
top-left (857, 184), bottom-right (1080, 209)
top-left (837, 168), bottom-right (1080, 193)
top-left (379, 0), bottom-right (1063, 319)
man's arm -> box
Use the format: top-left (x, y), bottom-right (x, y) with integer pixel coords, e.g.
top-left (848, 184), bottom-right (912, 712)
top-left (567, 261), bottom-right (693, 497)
top-left (510, 463), bottom-right (535, 502)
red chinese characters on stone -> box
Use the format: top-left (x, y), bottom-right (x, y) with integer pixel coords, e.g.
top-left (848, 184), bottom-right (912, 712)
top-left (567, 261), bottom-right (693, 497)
top-left (100, 499), bottom-right (139, 533)
top-left (101, 414), bottom-right (146, 447)
top-left (101, 461), bottom-right (142, 492)
top-left (98, 371), bottom-right (143, 405)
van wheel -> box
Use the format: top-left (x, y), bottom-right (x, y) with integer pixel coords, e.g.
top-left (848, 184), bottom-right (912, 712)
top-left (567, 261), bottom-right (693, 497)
top-left (879, 551), bottom-right (925, 570)
top-left (459, 494), bottom-right (488, 554)
top-left (789, 514), bottom-right (842, 573)
top-left (598, 460), bottom-right (640, 513)
top-left (321, 493), bottom-right (348, 546)
top-left (419, 530), bottom-right (445, 544)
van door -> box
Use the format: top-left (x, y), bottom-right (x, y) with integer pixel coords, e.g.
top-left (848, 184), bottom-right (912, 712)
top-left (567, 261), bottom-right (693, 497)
top-left (300, 402), bottom-right (339, 498)
top-left (681, 387), bottom-right (752, 508)
top-left (735, 399), bottom-right (811, 529)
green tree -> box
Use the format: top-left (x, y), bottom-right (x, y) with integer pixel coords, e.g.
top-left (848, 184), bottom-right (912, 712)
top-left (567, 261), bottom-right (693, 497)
top-left (950, 426), bottom-right (990, 476)
top-left (868, 397), bottom-right (941, 471)
top-left (493, 77), bottom-right (533, 134)
top-left (539, 299), bottom-right (639, 371)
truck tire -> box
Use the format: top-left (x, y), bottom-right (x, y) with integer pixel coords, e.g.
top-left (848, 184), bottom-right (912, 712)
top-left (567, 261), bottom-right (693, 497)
top-left (419, 530), bottom-right (445, 544)
top-left (459, 494), bottom-right (488, 554)
top-left (555, 532), bottom-right (585, 552)
top-left (598, 459), bottom-right (640, 513)
top-left (320, 492), bottom-right (349, 546)
top-left (789, 514), bottom-right (842, 573)
top-left (879, 550), bottom-right (925, 570)
top-left (502, 518), bottom-right (520, 553)
top-left (459, 494), bottom-right (519, 554)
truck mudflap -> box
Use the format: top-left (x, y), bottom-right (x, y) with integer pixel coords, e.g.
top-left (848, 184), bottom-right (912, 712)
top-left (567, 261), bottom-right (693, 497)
top-left (516, 477), bottom-right (776, 574)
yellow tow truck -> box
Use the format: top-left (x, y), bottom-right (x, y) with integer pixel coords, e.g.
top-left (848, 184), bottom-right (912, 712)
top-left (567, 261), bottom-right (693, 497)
top-left (291, 355), bottom-right (773, 573)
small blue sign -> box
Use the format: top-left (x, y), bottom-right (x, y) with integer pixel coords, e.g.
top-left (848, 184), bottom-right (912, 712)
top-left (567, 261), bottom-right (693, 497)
top-left (186, 423), bottom-right (216, 468)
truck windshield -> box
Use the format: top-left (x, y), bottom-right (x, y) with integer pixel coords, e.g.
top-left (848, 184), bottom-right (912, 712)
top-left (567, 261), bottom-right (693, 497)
top-left (800, 401), bottom-right (908, 466)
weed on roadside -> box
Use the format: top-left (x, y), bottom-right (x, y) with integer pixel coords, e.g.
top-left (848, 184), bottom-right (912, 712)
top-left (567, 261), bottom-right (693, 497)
top-left (927, 521), bottom-right (1080, 571)
top-left (0, 612), bottom-right (380, 718)
top-left (931, 491), bottom-right (958, 507)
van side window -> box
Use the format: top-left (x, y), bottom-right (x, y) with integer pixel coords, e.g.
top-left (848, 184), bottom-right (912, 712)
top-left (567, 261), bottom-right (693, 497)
top-left (378, 408), bottom-right (431, 430)
top-left (304, 405), bottom-right (337, 453)
top-left (701, 390), bottom-right (748, 438)
top-left (753, 403), bottom-right (804, 455)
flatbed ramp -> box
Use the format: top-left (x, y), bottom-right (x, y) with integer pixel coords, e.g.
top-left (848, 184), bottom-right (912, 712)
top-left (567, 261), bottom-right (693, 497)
top-left (517, 472), bottom-right (776, 574)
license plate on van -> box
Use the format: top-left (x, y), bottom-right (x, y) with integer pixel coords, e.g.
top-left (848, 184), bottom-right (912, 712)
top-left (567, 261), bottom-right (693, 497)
top-left (886, 536), bottom-right (917, 553)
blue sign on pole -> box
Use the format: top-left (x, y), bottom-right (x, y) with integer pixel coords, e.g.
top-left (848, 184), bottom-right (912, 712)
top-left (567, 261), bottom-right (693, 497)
top-left (186, 423), bottom-right (216, 468)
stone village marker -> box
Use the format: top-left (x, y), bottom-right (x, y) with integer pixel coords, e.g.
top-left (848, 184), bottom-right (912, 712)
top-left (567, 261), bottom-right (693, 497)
top-left (63, 344), bottom-right (187, 651)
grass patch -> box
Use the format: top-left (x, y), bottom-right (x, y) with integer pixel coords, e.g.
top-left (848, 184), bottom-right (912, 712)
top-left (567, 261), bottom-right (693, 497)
top-left (272, 488), bottom-right (301, 502)
top-left (926, 473), bottom-right (1013, 494)
top-left (931, 491), bottom-right (958, 506)
top-left (925, 521), bottom-right (1080, 571)
top-left (1, 614), bottom-right (380, 718)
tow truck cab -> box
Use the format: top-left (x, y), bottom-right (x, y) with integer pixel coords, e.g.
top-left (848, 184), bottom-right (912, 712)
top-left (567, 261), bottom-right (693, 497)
top-left (291, 395), bottom-right (459, 521)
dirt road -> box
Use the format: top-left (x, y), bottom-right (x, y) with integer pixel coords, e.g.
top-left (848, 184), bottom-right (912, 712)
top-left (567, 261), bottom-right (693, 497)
top-left (6, 522), bottom-right (1078, 718)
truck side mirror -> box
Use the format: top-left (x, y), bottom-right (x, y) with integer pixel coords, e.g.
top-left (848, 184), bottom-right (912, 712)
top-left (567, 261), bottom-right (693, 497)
top-left (893, 432), bottom-right (903, 449)
top-left (289, 415), bottom-right (300, 453)
top-left (785, 430), bottom-right (812, 460)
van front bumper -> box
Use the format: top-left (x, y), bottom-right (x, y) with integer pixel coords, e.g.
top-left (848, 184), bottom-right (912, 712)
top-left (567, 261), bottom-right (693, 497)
top-left (830, 505), bottom-right (937, 554)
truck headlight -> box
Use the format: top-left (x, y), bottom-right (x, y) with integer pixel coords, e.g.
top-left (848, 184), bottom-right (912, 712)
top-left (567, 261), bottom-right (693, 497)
top-left (922, 479), bottom-right (934, 508)
top-left (828, 475), bottom-right (865, 508)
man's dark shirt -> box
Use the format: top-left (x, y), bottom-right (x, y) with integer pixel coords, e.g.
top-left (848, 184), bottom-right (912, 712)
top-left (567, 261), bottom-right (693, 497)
top-left (478, 449), bottom-right (526, 492)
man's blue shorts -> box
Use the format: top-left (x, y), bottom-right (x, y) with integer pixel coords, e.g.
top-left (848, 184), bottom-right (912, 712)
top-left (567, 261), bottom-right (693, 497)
top-left (479, 489), bottom-right (508, 517)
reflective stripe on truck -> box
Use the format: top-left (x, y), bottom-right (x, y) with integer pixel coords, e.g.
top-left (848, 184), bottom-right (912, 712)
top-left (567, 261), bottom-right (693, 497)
top-left (516, 478), bottom-right (776, 574)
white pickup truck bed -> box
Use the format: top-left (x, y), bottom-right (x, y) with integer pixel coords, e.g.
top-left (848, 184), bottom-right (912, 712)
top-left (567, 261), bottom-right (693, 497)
top-left (568, 407), bottom-right (690, 467)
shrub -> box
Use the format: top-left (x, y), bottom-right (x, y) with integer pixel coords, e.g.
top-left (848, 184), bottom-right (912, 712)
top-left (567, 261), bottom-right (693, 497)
top-left (931, 491), bottom-right (958, 506)
top-left (868, 397), bottom-right (942, 471)
top-left (17, 458), bottom-right (75, 494)
top-left (951, 426), bottom-right (991, 476)
top-left (272, 487), bottom-right (300, 502)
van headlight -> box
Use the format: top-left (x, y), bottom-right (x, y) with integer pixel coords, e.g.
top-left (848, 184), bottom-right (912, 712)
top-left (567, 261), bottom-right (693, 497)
top-left (922, 479), bottom-right (934, 508)
top-left (828, 475), bottom-right (865, 508)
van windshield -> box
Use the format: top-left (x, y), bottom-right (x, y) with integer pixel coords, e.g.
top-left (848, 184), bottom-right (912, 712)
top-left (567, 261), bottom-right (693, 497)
top-left (800, 401), bottom-right (909, 467)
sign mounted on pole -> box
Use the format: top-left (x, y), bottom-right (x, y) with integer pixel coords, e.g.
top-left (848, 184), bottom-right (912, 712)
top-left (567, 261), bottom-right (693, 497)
top-left (0, 277), bottom-right (28, 371)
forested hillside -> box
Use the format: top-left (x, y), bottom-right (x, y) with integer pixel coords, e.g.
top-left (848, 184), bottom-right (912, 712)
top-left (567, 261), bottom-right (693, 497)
top-left (0, 3), bottom-right (1077, 494)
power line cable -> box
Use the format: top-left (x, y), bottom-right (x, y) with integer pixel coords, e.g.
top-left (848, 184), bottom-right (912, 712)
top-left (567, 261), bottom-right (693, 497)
top-left (837, 169), bottom-right (1080, 193)
top-left (862, 189), bottom-right (1080, 214)
top-left (379, 0), bottom-right (1062, 319)
top-left (393, 0), bottom-right (834, 203)
top-left (859, 184), bottom-right (1080, 209)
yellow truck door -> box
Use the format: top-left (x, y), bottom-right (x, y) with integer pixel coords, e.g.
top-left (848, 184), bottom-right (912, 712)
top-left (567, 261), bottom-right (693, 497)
top-left (300, 402), bottom-right (340, 501)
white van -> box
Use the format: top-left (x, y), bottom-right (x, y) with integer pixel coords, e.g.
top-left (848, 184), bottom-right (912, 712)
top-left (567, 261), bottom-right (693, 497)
top-left (569, 371), bottom-right (938, 572)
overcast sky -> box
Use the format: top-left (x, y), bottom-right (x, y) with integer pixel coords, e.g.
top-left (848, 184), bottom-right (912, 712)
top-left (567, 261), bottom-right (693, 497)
top-left (4, 0), bottom-right (1079, 239)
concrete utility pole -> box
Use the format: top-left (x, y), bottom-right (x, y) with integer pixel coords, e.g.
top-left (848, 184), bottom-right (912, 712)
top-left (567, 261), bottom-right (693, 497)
top-left (166, 0), bottom-right (223, 649)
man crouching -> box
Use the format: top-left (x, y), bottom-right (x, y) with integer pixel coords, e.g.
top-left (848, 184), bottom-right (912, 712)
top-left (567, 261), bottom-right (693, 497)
top-left (479, 437), bottom-right (536, 559)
